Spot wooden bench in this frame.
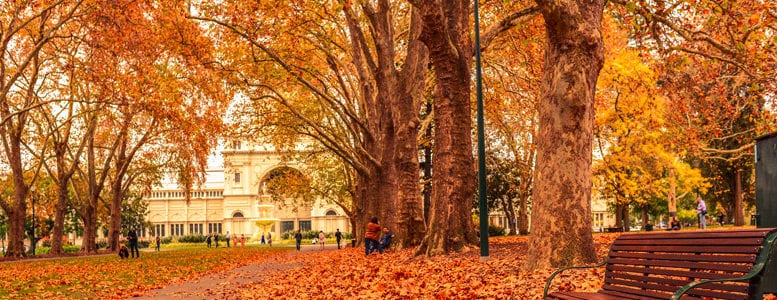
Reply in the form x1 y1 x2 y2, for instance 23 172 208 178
544 228 777 300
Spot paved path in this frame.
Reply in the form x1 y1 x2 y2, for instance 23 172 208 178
134 243 350 299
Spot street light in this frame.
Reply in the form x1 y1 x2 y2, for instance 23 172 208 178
30 186 35 256
474 0 489 260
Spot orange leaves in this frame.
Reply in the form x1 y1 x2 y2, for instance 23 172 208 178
0 247 287 299
0 234 622 299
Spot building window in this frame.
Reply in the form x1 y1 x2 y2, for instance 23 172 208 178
155 224 166 237
234 173 241 184
325 210 338 216
299 220 311 232
233 212 244 218
171 224 184 236
189 223 204 235
281 221 294 233
208 223 222 234
232 140 241 150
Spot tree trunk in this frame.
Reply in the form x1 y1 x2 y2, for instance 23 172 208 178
499 196 518 235
734 168 744 226
641 205 649 228
393 8 428 248
667 168 677 217
50 180 69 255
414 0 479 256
518 194 530 235
526 0 604 269
2 125 29 257
81 206 98 253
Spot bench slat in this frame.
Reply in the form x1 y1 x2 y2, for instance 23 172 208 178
606 265 745 280
607 257 754 273
599 289 700 300
613 237 764 246
546 291 626 300
615 229 774 240
608 252 757 264
605 275 749 294
610 244 760 254
604 271 750 294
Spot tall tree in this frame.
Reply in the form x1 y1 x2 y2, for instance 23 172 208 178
525 0 605 268
0 0 88 257
611 0 777 226
191 0 428 248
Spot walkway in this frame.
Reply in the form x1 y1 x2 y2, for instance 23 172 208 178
134 243 348 299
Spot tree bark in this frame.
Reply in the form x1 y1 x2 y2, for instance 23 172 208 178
518 194 530 235
526 0 604 269
734 168 744 226
413 0 479 256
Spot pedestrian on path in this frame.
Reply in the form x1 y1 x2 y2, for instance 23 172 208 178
335 229 342 249
233 234 237 247
365 217 381 255
214 233 220 248
226 231 231 248
261 234 265 244
155 236 161 251
294 230 302 251
240 234 245 248
697 195 707 230
268 232 272 247
206 234 212 248
127 228 140 258
318 231 326 250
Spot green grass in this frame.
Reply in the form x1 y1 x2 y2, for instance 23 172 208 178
0 244 290 299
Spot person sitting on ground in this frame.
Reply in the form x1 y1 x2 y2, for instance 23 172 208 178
670 217 681 231
379 227 394 254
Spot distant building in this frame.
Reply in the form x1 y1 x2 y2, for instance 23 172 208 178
144 141 350 240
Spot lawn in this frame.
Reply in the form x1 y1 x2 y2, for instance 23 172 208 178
0 245 289 299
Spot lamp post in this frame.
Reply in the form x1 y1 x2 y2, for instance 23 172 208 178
30 186 35 256
474 0 489 260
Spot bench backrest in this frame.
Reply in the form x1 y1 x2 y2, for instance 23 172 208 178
601 228 777 300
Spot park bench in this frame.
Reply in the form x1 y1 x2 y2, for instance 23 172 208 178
544 228 777 300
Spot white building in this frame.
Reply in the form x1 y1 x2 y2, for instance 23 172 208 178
144 141 351 241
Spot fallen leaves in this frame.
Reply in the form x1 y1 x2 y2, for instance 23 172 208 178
0 247 288 299
0 234 620 299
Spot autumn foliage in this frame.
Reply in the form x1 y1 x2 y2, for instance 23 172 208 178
0 234 619 299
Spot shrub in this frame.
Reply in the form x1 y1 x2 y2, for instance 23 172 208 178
34 246 50 255
161 236 173 244
177 234 206 243
488 225 505 237
63 245 80 253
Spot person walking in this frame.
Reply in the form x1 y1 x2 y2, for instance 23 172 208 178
155 235 161 251
335 229 342 249
294 230 303 251
267 232 272 247
697 195 707 230
225 231 231 248
261 234 265 244
206 233 212 248
364 217 381 255
214 233 220 248
240 234 246 248
127 228 139 258
318 231 326 250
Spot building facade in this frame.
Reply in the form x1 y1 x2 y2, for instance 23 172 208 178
145 141 351 241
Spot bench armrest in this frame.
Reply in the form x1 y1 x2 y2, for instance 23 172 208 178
671 232 777 300
543 260 607 298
